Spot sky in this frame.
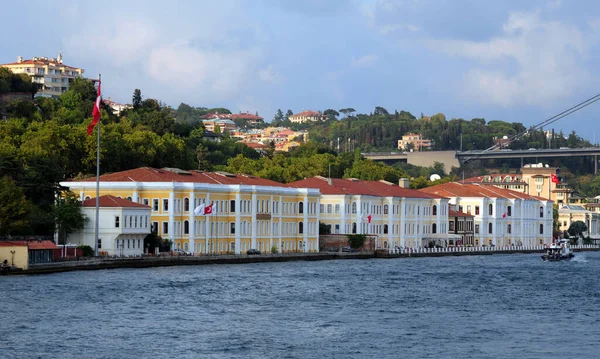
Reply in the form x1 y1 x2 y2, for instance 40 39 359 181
3 0 600 140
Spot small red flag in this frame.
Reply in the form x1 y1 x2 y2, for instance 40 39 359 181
204 203 213 215
367 214 372 224
551 174 559 184
87 81 102 136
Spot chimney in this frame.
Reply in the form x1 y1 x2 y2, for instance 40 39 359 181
399 178 409 188
17 56 23 63
327 177 333 186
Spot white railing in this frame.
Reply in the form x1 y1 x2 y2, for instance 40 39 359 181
387 244 600 255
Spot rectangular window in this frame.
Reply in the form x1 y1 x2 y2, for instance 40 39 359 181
507 206 512 217
163 199 169 211
162 222 168 234
152 222 158 233
475 206 480 215
97 238 102 249
466 205 471 214
335 204 340 214
142 198 149 206
320 204 324 213
335 224 340 234
115 216 120 228
230 200 236 213
152 199 159 211
230 222 235 234
327 204 332 214
475 224 480 234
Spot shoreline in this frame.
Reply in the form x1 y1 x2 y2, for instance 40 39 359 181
5 247 600 275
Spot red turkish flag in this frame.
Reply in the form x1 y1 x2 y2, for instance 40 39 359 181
87 81 102 135
204 203 213 215
367 214 372 224
551 174 559 184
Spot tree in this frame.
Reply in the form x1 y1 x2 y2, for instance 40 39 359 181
567 220 587 238
374 106 389 116
53 191 88 245
319 222 331 235
272 109 284 125
0 176 30 236
323 109 339 119
285 109 294 119
132 89 142 109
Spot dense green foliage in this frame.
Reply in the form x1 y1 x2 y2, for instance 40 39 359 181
347 234 366 249
568 221 588 238
1 69 598 237
0 67 38 95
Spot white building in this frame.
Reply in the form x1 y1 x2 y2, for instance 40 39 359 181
288 176 450 249
0 53 85 98
69 195 152 256
420 182 554 247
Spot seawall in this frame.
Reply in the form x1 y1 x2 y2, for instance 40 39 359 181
8 247 600 275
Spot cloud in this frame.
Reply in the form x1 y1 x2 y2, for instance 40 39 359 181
259 64 285 84
351 54 379 67
425 11 598 107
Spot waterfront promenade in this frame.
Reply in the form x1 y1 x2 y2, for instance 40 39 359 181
8 244 600 275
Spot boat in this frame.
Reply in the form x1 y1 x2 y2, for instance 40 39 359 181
541 239 574 261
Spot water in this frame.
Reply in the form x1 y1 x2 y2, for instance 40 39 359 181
2 252 600 358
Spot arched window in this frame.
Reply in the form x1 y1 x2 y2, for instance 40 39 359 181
184 198 189 212
84 196 91 200
432 205 437 216
539 206 544 218
299 201 304 214
126 196 132 201
299 221 304 234
352 202 357 214
184 220 189 234
507 224 512 234
352 222 357 234
488 223 493 234
432 223 437 234
383 224 388 234
488 204 493 215
539 224 544 235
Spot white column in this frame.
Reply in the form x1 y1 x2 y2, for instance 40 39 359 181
189 191 195 254
400 199 406 247
235 193 241 254
340 197 346 234
269 195 274 253
303 194 309 253
205 192 211 254
521 201 526 246
169 191 175 250
387 198 394 249
278 195 283 253
251 193 257 249
132 190 139 203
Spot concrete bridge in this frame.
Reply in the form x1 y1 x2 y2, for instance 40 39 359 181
363 147 600 173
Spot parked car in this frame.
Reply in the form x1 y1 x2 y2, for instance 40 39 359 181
247 249 261 255
172 249 190 256
342 246 353 252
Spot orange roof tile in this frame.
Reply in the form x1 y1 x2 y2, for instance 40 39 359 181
28 240 59 250
82 195 150 208
420 182 549 201
449 209 473 217
287 177 442 198
0 241 27 247
290 110 324 117
74 167 287 187
230 113 263 121
1 59 80 70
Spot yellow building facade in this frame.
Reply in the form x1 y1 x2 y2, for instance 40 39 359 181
61 168 320 254
0 242 29 270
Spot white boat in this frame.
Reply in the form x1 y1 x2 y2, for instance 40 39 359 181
541 239 574 261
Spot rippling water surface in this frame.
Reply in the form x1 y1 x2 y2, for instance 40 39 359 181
2 252 600 358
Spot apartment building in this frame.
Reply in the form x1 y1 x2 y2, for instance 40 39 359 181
464 164 574 204
420 182 554 247
60 167 320 254
288 110 327 124
397 133 432 151
288 176 450 249
1 53 84 98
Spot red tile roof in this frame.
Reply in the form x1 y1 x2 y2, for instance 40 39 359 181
230 113 263 121
287 177 442 198
82 195 150 208
199 112 232 119
28 240 60 250
243 142 267 149
419 182 549 201
449 209 473 217
74 168 287 187
1 59 80 69
290 110 324 118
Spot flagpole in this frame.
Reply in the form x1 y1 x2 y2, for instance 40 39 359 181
94 74 101 257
